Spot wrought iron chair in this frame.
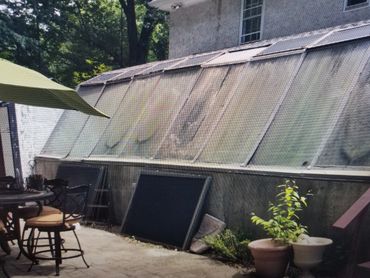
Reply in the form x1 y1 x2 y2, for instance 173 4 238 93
23 184 90 276
0 219 10 278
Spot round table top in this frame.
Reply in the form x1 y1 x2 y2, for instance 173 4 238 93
0 190 53 205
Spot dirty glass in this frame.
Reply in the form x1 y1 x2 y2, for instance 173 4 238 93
198 55 301 164
91 76 160 156
41 85 103 157
68 82 130 158
120 69 200 158
156 66 233 160
251 41 370 167
317 54 370 167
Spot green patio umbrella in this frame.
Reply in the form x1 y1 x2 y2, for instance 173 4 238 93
0 59 109 118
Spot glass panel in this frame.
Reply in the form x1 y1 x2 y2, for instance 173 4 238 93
68 82 130 158
41 85 103 157
347 0 367 6
315 25 370 47
91 76 160 156
120 69 200 158
251 41 370 166
259 34 323 56
317 55 370 166
156 66 231 160
199 55 301 164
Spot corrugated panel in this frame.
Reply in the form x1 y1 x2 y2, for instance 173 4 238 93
41 85 103 157
314 24 370 47
119 69 200 158
68 82 130 158
109 64 155 82
204 47 267 67
198 55 301 164
258 34 323 56
138 59 185 75
80 71 123 86
170 52 222 69
317 55 370 167
251 41 370 167
155 66 231 160
91 76 160 156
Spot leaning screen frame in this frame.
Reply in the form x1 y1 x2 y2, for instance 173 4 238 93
120 170 211 250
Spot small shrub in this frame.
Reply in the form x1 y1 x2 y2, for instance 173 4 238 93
251 179 310 244
203 229 250 264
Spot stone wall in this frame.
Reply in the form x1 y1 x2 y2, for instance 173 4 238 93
169 0 370 58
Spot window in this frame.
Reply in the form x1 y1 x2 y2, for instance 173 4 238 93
346 0 369 9
240 0 263 44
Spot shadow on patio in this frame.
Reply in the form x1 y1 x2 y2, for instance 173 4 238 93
4 226 244 278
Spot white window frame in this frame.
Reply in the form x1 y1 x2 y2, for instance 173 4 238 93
239 0 265 44
344 0 369 11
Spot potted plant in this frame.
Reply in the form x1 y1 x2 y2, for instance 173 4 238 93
291 234 332 278
248 180 309 278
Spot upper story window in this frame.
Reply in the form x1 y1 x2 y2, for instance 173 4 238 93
345 0 369 9
240 0 263 44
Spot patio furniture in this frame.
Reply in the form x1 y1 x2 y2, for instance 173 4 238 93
0 59 109 118
24 184 90 276
0 219 10 278
0 188 54 260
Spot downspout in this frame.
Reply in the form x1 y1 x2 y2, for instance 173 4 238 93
7 103 23 183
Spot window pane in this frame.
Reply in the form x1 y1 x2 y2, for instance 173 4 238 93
198 55 301 164
120 69 200 159
91 76 160 156
156 66 231 161
317 55 370 167
347 0 367 6
251 41 370 167
68 82 130 158
41 85 103 157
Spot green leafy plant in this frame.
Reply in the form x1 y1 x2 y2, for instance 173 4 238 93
251 179 310 244
204 229 250 264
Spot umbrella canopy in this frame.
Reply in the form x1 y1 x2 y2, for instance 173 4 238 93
0 59 109 118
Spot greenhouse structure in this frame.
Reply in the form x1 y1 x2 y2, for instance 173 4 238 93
36 22 370 270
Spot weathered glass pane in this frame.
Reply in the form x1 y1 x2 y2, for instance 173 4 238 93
120 69 200 158
156 66 231 160
317 55 370 166
199 55 301 164
251 41 370 166
68 82 130 158
91 76 160 156
41 85 103 157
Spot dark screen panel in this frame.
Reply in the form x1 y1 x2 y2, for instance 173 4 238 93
121 171 211 249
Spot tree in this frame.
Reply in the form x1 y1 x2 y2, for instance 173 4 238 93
119 0 167 66
0 0 169 86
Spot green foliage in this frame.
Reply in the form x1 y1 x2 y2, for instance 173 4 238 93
0 0 168 87
251 179 310 244
203 229 250 264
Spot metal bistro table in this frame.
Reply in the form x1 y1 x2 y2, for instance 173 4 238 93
0 190 54 258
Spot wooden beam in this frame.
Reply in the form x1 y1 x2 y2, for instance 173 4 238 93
333 188 370 229
358 261 370 271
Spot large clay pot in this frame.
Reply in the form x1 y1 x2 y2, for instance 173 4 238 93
292 236 332 278
248 238 290 278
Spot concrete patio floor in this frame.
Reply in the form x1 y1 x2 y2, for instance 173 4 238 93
3 226 244 278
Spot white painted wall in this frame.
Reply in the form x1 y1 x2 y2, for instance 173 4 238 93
15 104 63 179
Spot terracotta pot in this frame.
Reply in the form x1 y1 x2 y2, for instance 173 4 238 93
248 238 290 278
292 237 332 277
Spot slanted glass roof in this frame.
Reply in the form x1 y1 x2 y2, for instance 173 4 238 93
68 82 130 158
250 41 370 167
41 25 370 173
41 85 104 157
